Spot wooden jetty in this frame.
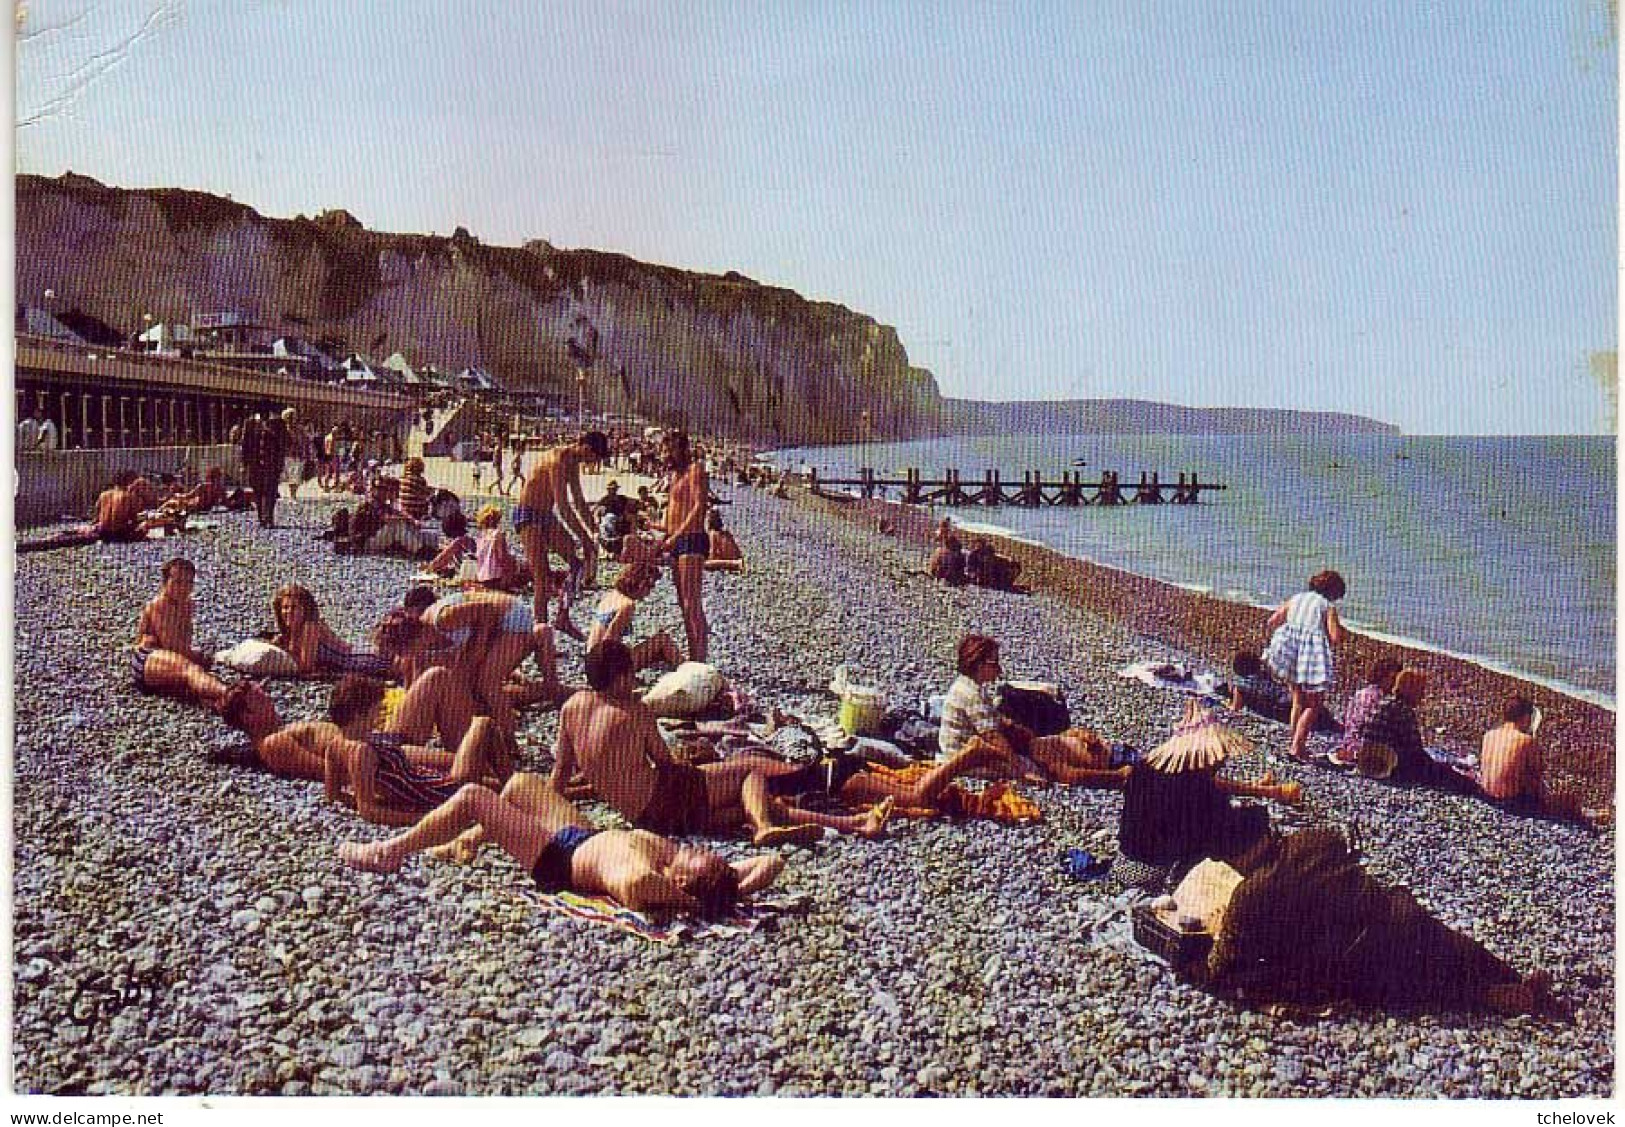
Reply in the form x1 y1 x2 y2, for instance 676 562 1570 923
807 467 1226 506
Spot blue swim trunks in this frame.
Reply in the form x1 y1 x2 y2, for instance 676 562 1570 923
513 505 558 534
131 646 154 690
671 530 709 560
530 825 598 893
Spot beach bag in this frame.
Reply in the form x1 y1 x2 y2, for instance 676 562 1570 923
997 681 1070 736
642 662 726 717
214 639 299 677
828 666 889 736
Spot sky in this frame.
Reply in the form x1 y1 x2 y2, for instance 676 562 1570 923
13 0 1619 434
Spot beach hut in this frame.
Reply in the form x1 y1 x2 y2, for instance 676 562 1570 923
341 354 382 384
384 351 424 387
455 366 501 393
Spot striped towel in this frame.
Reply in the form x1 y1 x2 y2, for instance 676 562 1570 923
521 889 811 944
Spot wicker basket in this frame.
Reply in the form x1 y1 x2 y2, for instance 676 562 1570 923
1131 904 1213 966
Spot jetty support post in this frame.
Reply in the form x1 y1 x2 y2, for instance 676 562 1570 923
1095 470 1122 506
904 467 922 505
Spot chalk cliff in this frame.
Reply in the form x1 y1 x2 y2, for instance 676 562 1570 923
17 173 1396 440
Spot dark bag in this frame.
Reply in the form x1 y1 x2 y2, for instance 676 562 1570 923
997 684 1070 736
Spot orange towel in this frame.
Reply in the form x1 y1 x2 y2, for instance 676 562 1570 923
859 764 1043 824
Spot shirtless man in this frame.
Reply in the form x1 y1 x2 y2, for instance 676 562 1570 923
132 559 225 706
548 641 920 845
514 430 610 639
218 672 505 823
339 776 784 918
659 430 710 661
1479 696 1610 826
93 472 146 541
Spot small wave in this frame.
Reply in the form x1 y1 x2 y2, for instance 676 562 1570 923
948 518 1045 547
1341 621 1616 712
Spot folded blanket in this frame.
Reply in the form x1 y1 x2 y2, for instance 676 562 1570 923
1425 745 1479 778
1118 660 1224 698
522 888 812 944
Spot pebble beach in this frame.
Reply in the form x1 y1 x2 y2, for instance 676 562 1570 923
11 484 1615 1097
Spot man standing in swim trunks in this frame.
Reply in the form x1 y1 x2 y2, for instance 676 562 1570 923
514 430 610 640
659 430 710 662
548 642 891 845
337 775 785 918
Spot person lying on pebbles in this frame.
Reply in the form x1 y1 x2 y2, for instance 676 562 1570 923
216 668 504 784
338 775 785 920
1193 828 1564 1018
375 588 559 741
131 558 229 709
270 584 393 678
940 634 1129 788
321 677 509 827
145 466 228 526
549 640 893 846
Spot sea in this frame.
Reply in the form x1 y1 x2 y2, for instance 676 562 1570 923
767 434 1617 710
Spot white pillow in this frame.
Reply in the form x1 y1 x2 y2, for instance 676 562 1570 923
641 662 726 717
214 639 300 677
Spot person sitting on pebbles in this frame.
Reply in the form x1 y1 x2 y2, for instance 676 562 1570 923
338 775 785 919
1113 701 1300 892
928 533 968 586
586 562 684 671
426 510 477 577
132 558 227 708
939 634 1129 788
471 504 527 593
549 640 895 845
1477 695 1611 828
703 510 745 574
93 471 147 542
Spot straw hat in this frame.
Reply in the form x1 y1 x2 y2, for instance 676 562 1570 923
1143 700 1254 774
1355 741 1398 780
